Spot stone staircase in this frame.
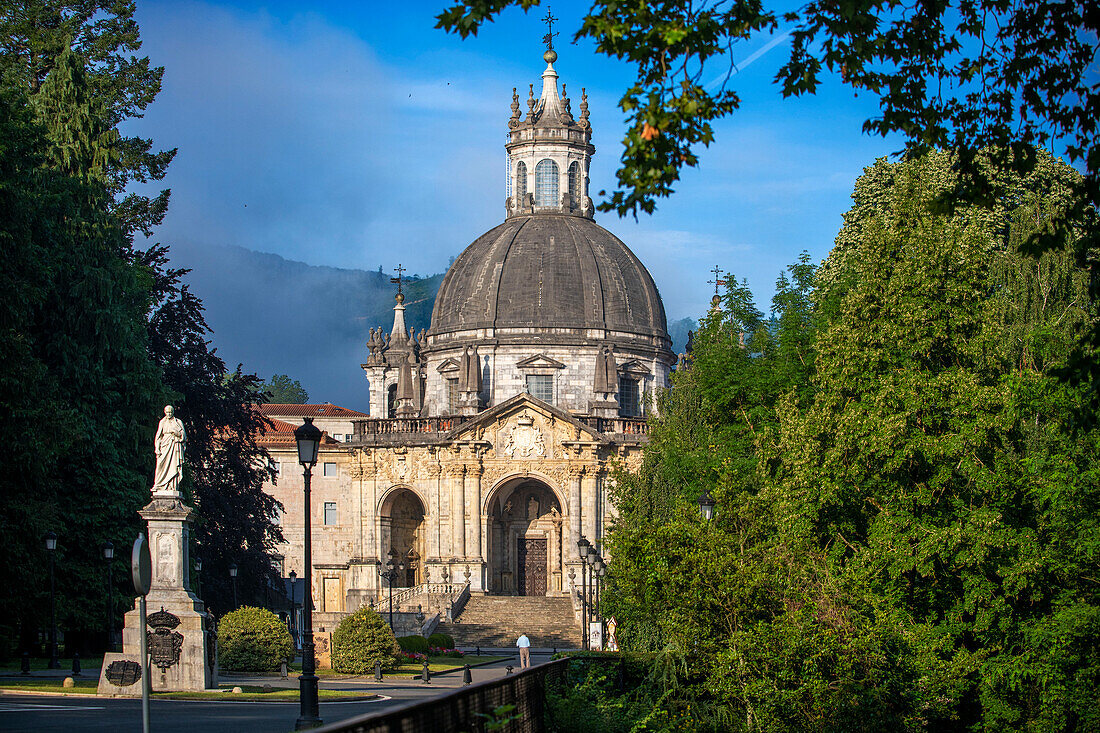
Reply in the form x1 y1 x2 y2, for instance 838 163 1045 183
443 595 582 649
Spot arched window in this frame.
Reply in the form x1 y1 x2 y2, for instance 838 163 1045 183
567 162 580 207
387 384 397 418
534 159 559 207
515 161 528 201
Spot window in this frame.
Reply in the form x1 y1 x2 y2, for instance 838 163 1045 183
515 161 527 201
387 384 397 418
323 462 337 477
447 377 460 413
344 434 353 442
507 157 513 199
568 161 580 206
526 374 553 402
619 376 641 417
323 502 337 526
272 505 282 526
271 461 280 476
534 159 559 207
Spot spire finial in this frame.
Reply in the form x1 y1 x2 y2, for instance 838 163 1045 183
541 8 558 63
391 264 406 303
510 87 521 127
708 265 725 296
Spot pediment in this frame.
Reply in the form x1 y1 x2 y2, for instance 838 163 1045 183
515 354 566 370
444 393 606 446
618 359 651 376
436 358 461 373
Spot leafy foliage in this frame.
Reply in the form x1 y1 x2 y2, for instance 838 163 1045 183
427 631 455 649
396 634 429 654
331 607 401 674
261 374 309 404
217 606 293 672
600 150 1099 731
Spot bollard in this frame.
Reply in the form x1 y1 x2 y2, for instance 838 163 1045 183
462 664 472 685
421 659 431 685
505 665 514 676
553 645 557 656
72 652 81 677
20 652 30 676
374 659 383 682
280 661 287 679
476 645 481 657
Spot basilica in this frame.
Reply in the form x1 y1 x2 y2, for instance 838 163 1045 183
260 45 674 630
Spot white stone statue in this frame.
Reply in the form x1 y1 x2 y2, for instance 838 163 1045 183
153 405 186 495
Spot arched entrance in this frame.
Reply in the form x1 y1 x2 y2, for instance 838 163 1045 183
380 487 426 588
486 478 564 596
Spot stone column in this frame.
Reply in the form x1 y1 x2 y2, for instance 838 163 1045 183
568 466 584 555
447 464 466 559
582 467 599 548
466 464 483 563
425 462 442 560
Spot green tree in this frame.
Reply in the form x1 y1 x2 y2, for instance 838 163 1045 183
0 0 175 235
217 606 293 672
0 81 161 647
261 374 309 404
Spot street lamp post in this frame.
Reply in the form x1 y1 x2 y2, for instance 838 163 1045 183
294 417 323 730
102 541 115 652
289 570 298 648
229 563 239 610
577 536 591 650
379 550 399 632
45 531 60 668
194 556 203 600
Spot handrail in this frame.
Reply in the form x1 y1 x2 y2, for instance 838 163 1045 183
449 582 472 622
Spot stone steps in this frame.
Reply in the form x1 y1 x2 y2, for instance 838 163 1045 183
443 595 581 649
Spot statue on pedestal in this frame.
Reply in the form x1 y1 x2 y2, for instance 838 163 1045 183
153 405 186 496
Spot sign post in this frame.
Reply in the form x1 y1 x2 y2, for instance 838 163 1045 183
132 534 152 733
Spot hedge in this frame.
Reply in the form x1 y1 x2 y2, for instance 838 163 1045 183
331 607 401 674
217 607 293 672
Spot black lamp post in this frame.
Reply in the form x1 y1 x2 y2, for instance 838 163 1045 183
698 489 716 520
289 570 298 647
229 563 239 610
45 531 60 668
294 416 323 730
194 556 203 599
102 541 115 652
577 536 591 650
379 550 400 631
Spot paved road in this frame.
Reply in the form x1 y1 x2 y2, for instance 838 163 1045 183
0 654 550 733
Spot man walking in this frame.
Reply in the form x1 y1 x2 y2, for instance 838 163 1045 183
516 633 531 669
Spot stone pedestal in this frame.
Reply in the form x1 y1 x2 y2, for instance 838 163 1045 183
99 497 217 695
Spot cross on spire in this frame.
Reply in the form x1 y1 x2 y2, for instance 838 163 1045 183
390 264 406 297
708 265 726 295
541 8 558 51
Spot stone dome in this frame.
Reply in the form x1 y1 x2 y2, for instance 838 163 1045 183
428 214 670 347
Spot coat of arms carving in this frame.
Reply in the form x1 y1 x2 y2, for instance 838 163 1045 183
147 608 184 672
503 415 546 459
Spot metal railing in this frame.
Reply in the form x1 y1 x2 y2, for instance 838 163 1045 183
313 658 568 733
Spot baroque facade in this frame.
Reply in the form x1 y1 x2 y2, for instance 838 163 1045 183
261 46 674 623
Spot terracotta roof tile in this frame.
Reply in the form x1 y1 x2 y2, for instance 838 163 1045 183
256 416 341 448
260 403 368 418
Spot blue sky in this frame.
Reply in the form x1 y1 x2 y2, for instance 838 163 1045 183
126 1 904 397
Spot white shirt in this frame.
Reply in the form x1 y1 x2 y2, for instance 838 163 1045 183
517 635 530 648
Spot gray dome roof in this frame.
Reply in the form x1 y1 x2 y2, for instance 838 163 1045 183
429 214 669 345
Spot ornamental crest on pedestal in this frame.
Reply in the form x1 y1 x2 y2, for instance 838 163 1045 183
503 415 546 459
146 608 184 671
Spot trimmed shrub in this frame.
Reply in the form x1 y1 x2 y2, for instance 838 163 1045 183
397 634 429 654
331 607 401 674
427 632 455 649
217 607 293 672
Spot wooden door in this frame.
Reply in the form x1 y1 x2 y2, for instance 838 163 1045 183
323 577 342 612
517 538 547 596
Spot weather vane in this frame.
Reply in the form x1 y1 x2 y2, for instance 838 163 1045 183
709 265 726 295
541 8 558 52
391 264 406 299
